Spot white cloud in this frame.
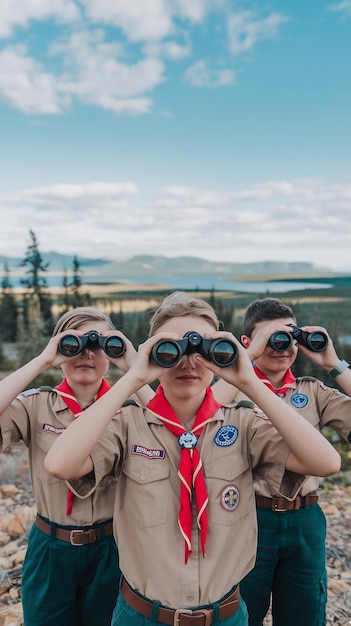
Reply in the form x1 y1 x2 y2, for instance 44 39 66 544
55 29 165 114
1 178 351 269
0 45 68 113
185 59 235 87
228 10 290 56
0 0 80 38
81 0 214 42
328 1 351 17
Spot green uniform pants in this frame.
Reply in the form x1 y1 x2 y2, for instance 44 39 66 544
240 503 327 626
22 519 120 626
111 584 249 625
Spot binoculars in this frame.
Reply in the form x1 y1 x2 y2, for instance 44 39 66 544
58 330 126 358
269 324 328 352
152 330 238 368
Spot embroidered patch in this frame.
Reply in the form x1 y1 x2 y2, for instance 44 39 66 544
132 445 165 459
214 425 239 447
42 423 65 435
21 388 40 397
221 485 240 511
252 405 269 420
290 393 308 408
178 432 198 449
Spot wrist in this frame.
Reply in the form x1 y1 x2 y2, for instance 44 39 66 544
328 360 350 378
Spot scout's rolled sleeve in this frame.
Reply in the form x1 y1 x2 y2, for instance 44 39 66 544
253 437 306 500
67 445 115 499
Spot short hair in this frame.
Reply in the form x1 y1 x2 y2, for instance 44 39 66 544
243 298 296 337
52 307 115 336
149 291 219 337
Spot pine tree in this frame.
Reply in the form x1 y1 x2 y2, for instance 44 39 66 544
0 264 18 342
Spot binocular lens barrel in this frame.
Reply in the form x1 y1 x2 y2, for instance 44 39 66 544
152 335 238 368
305 331 328 352
269 331 292 352
58 332 126 358
103 336 126 358
269 327 328 352
152 341 181 367
209 339 238 366
59 335 82 356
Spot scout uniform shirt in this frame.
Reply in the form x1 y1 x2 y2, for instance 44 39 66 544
68 401 305 609
234 376 351 499
0 388 116 526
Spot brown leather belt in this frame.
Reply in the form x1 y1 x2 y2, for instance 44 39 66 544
255 493 318 512
121 579 240 626
36 514 113 545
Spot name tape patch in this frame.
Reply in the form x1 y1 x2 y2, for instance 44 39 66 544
132 444 165 459
42 423 65 435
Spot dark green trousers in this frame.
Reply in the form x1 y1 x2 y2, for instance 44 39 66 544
22 519 120 626
240 504 327 626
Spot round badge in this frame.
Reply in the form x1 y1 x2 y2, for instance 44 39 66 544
290 393 308 408
221 485 240 511
214 425 239 447
178 432 198 449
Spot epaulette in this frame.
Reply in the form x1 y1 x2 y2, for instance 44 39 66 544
20 388 40 397
296 376 318 382
38 386 54 392
234 400 255 409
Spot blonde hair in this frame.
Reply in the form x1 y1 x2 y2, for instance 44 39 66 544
149 291 219 337
52 307 115 336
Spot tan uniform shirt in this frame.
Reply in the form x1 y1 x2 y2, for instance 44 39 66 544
0 388 116 526
70 402 303 608
233 376 351 498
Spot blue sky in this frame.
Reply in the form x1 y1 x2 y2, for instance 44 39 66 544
0 0 350 271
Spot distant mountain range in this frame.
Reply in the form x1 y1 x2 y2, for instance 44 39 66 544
0 252 346 281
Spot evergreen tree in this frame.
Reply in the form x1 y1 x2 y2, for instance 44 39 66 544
20 230 53 333
0 264 18 342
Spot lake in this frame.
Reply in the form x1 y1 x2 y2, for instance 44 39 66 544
11 273 333 293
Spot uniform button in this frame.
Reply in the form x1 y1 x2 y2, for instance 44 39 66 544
186 594 194 601
140 474 145 481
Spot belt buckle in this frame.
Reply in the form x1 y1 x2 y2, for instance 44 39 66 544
174 609 192 626
70 530 86 546
272 498 286 512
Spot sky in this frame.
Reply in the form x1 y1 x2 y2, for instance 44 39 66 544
0 0 350 272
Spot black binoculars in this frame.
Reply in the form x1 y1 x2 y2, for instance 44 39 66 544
58 330 126 358
151 330 238 368
269 324 328 352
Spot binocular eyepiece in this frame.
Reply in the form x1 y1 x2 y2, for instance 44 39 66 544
269 324 328 352
58 330 126 358
152 330 238 368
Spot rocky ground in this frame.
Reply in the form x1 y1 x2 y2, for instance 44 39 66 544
0 445 350 626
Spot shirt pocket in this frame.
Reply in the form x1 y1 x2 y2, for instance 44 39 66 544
121 455 170 528
205 452 254 526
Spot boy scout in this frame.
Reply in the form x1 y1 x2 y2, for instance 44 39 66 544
214 297 351 626
0 307 138 626
45 292 340 626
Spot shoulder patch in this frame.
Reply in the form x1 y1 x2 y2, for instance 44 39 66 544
20 388 40 397
235 400 255 409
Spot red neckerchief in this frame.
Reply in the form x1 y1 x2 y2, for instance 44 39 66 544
55 378 111 515
146 385 222 564
253 365 295 397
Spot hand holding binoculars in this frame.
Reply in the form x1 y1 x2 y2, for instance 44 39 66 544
151 330 238 368
269 324 328 352
58 330 126 358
